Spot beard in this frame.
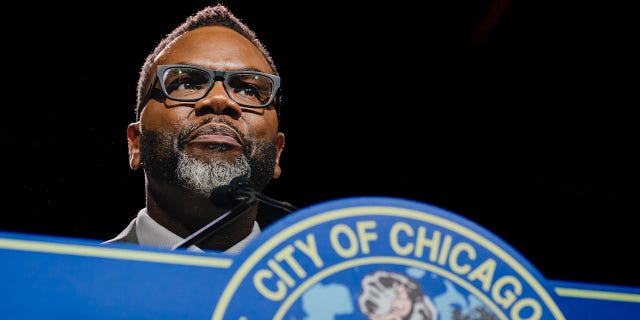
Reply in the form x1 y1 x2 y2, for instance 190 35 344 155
139 119 278 198
175 152 251 196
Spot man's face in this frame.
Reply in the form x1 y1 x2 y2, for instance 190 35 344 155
135 26 284 196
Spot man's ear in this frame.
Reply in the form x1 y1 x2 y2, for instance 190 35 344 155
127 122 142 170
272 132 285 179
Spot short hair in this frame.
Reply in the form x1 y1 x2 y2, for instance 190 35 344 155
135 3 278 120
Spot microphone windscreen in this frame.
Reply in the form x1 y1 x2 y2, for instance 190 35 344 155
209 175 254 208
229 175 254 190
209 185 236 209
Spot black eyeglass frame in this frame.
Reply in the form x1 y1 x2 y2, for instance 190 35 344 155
138 64 281 117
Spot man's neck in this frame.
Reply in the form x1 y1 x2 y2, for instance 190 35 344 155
145 187 259 251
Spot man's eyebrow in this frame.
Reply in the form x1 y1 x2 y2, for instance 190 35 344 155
171 62 266 73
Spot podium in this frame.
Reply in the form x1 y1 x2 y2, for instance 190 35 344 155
2 196 639 319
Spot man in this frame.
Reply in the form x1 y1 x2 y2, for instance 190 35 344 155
104 4 285 254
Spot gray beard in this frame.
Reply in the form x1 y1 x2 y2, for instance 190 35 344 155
175 152 251 197
139 119 278 197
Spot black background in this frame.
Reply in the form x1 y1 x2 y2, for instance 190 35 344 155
3 0 638 288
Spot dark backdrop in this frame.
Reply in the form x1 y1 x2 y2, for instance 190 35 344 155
3 0 637 288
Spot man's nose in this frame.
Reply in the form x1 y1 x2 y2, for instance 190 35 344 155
193 81 242 118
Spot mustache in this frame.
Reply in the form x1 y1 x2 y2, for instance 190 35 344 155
177 117 244 149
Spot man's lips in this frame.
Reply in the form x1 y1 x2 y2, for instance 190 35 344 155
187 123 243 148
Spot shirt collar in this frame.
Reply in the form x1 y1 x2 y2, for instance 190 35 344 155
135 208 261 254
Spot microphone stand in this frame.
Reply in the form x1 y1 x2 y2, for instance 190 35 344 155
170 175 299 251
254 193 299 213
171 193 256 250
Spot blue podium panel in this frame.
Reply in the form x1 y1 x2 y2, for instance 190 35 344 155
2 196 639 319
1 235 233 319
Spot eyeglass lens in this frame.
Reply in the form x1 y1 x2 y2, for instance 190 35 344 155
162 67 274 106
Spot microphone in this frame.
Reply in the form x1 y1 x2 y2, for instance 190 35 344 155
216 175 299 213
171 175 298 250
208 175 255 208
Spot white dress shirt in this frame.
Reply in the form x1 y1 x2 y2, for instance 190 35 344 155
104 208 261 255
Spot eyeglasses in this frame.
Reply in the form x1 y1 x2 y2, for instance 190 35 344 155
140 64 281 111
